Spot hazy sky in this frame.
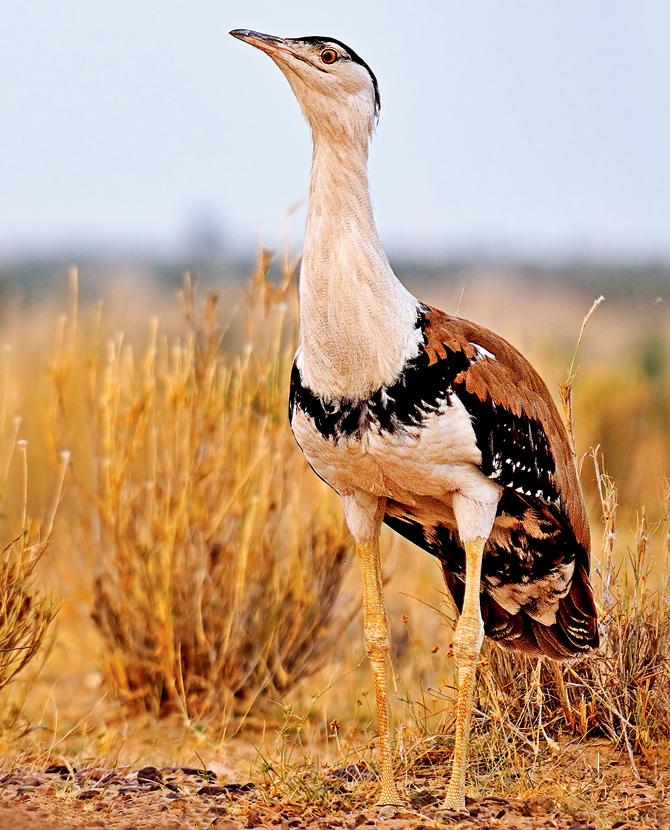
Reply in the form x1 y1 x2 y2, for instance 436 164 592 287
2 1 669 260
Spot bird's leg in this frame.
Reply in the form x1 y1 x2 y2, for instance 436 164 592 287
357 535 404 807
443 536 486 813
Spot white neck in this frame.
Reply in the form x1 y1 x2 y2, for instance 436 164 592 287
298 127 420 401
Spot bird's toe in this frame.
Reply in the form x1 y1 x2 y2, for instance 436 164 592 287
440 796 469 816
375 799 408 820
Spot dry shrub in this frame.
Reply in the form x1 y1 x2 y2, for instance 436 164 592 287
52 259 353 720
0 511 56 697
0 356 62 697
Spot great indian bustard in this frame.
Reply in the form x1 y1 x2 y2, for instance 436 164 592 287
230 29 599 814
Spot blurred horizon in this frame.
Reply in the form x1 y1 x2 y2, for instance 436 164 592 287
2 1 670 270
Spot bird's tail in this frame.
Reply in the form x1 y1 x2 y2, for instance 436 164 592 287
442 558 599 660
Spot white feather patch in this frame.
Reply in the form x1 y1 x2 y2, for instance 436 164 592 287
470 342 497 362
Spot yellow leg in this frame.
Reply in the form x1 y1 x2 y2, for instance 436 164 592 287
443 537 486 813
357 538 404 807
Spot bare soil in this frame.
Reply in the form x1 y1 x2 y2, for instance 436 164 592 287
0 746 668 830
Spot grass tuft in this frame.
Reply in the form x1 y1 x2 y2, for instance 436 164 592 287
50 259 353 723
0 354 61 699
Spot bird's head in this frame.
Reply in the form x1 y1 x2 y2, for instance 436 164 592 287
230 30 380 145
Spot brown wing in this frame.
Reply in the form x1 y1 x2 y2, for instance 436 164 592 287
422 305 599 659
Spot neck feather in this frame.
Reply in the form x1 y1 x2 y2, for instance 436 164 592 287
299 129 419 401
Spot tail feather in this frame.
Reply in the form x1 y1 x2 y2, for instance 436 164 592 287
443 560 599 661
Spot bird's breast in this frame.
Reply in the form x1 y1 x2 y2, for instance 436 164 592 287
289 374 488 504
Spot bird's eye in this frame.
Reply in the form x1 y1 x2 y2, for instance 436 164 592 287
320 48 339 65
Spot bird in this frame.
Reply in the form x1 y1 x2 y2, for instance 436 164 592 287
230 29 599 814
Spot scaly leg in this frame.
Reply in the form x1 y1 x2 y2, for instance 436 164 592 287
443 536 486 813
357 537 404 807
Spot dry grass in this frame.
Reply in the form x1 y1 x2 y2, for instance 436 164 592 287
0 349 64 701
46 260 353 724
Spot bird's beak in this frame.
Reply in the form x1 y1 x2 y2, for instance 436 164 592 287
229 29 292 58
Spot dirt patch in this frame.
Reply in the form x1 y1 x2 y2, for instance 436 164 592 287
0 805 75 830
0 753 668 830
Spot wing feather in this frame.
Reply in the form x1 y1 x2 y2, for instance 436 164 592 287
422 306 598 659
423 305 589 549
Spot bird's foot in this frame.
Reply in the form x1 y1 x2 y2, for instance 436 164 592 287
441 789 469 815
375 788 407 819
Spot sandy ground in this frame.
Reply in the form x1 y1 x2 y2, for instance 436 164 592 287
0 754 668 830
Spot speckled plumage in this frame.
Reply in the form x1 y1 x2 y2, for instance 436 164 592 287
290 305 599 659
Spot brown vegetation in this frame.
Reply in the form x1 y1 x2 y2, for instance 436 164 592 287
46 263 353 721
0 261 667 828
0 352 63 698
